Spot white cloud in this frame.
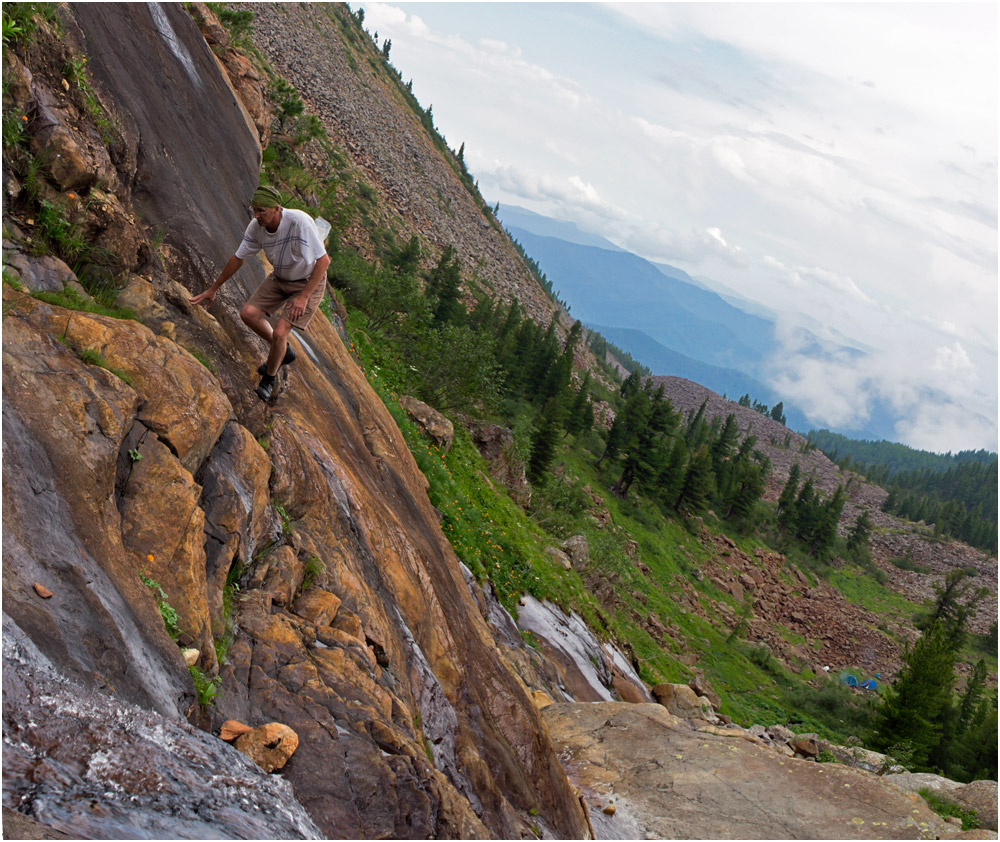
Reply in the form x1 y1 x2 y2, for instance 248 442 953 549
485 164 628 222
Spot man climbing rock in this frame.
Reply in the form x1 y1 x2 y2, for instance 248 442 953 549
189 185 330 401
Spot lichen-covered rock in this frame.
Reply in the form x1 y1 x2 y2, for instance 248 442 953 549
949 780 998 831
0 246 77 292
293 588 342 626
467 421 531 506
652 683 715 721
120 434 216 671
561 534 590 570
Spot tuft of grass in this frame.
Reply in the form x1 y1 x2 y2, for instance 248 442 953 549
183 345 217 373
76 346 134 385
141 573 182 641
274 502 292 536
3 270 25 291
918 788 979 831
889 555 931 574
2 2 59 46
301 555 324 593
33 285 138 321
189 664 222 708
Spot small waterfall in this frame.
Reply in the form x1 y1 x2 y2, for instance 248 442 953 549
2 615 321 840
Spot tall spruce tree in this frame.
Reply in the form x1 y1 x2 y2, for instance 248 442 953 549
675 445 715 514
565 373 592 437
777 463 802 529
425 245 462 325
847 510 873 560
869 623 957 770
528 398 564 483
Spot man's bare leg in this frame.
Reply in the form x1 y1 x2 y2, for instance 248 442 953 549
240 302 274 343
265 318 293 377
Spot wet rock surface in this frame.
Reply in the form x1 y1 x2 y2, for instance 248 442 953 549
2 619 322 840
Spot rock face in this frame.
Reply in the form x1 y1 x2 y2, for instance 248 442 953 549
515 596 652 704
949 780 999 831
466 421 531 507
544 701 957 840
2 6 588 840
2 621 322 839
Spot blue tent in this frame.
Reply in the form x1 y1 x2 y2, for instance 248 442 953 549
841 674 859 687
860 678 878 690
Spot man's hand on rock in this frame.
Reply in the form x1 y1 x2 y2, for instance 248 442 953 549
189 288 216 307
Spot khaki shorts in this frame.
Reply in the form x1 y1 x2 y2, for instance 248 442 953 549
245 272 327 331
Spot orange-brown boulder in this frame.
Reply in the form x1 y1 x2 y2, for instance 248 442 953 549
234 722 299 772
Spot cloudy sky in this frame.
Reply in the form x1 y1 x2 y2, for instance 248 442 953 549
362 2 997 454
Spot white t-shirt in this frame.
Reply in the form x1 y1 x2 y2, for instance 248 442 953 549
236 208 326 281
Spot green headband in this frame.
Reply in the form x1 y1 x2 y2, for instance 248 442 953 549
252 185 282 208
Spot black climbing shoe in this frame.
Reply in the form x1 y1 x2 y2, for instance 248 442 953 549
258 345 297 376
254 373 276 402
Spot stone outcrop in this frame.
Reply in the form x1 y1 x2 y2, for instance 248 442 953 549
544 701 959 840
465 420 531 507
949 781 998 831
400 395 454 452
652 682 717 722
514 596 652 704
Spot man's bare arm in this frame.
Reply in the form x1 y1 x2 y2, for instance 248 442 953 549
190 255 244 306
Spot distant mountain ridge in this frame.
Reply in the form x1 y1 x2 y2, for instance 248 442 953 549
498 208 898 439
500 205 625 252
503 226 777 367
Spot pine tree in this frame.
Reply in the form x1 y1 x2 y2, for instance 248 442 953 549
388 234 421 275
777 463 802 524
847 510 873 559
528 399 564 483
957 659 988 734
869 623 957 770
658 436 688 509
810 485 845 558
791 477 818 542
565 373 592 437
725 460 765 522
675 445 715 514
425 245 462 325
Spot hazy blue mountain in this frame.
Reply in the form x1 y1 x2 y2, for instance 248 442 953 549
505 226 778 372
592 324 811 432
499 205 625 252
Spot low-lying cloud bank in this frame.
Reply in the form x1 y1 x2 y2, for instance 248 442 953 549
767 317 997 453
